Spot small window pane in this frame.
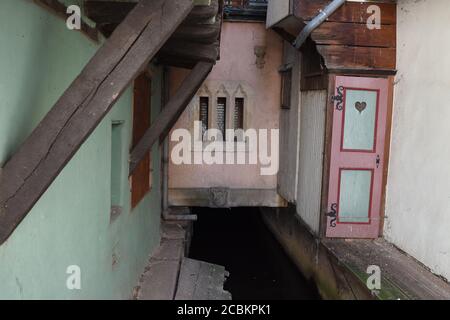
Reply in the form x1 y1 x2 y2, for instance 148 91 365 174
217 97 227 139
199 97 209 139
234 98 244 130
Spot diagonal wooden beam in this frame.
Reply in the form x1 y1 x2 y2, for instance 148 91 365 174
129 61 214 174
0 0 194 244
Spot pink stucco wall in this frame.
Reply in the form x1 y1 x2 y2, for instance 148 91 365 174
168 22 283 190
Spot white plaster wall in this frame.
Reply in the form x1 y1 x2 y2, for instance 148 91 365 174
384 0 450 281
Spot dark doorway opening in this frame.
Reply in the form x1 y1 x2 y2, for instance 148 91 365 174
188 207 321 300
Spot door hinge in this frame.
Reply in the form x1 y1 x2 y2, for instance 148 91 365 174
325 203 338 228
331 86 344 111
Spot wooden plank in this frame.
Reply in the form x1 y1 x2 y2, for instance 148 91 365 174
294 0 396 25
129 61 214 174
172 22 221 44
95 15 221 42
0 0 194 244
317 45 396 71
323 239 450 300
175 258 231 300
159 40 219 64
312 22 396 48
84 0 218 25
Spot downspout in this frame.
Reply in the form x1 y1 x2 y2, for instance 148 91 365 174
293 0 346 49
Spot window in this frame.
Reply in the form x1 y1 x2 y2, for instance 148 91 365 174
217 97 227 139
281 69 292 109
131 73 152 209
234 97 244 130
199 97 209 139
111 121 124 222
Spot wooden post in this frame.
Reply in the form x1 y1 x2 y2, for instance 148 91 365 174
129 61 214 174
0 0 194 244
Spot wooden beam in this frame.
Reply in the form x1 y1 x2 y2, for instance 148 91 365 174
172 22 221 44
159 40 219 64
84 0 219 25
312 22 396 48
316 45 396 70
129 61 214 174
0 0 194 244
294 0 396 25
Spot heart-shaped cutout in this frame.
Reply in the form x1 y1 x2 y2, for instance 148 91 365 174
355 101 367 113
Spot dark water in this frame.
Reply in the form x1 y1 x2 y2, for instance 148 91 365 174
189 207 321 300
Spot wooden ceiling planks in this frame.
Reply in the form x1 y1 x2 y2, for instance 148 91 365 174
83 0 222 68
294 0 397 73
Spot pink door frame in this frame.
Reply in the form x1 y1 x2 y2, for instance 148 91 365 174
326 76 389 239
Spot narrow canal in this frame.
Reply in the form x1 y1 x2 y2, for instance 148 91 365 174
188 207 321 300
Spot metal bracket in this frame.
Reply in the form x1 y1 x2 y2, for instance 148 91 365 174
325 203 338 228
331 86 344 111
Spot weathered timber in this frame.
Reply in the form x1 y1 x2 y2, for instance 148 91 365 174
0 0 194 244
312 22 396 48
96 19 221 43
129 62 214 174
294 0 396 25
84 0 219 26
317 45 396 71
278 0 397 72
172 22 221 44
159 40 219 64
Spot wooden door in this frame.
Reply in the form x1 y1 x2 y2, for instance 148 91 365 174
326 76 389 238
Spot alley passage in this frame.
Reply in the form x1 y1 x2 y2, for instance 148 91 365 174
189 207 321 300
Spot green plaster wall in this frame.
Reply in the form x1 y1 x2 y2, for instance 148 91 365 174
0 0 162 299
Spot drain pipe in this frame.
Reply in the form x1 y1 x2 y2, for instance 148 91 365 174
293 0 346 49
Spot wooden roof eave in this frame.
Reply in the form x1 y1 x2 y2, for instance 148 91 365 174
270 0 397 74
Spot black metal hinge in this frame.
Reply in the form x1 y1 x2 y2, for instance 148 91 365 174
331 86 344 111
325 203 338 228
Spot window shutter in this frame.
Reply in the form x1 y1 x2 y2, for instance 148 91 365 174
131 73 152 209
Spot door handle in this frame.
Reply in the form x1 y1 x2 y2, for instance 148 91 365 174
376 155 381 169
